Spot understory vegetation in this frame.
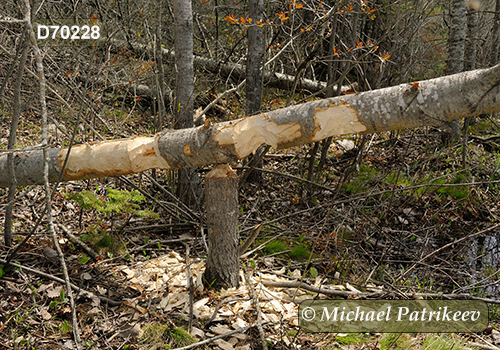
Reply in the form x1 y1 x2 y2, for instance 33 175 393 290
1 97 499 349
1 0 500 348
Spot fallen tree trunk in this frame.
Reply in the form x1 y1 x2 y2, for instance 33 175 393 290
109 39 354 94
1 64 500 188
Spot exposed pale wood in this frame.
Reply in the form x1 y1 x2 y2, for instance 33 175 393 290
1 64 500 188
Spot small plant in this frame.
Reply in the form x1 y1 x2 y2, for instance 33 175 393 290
69 188 159 219
69 188 159 256
59 320 73 334
289 244 310 260
421 334 468 350
335 333 369 346
260 239 289 256
139 324 194 348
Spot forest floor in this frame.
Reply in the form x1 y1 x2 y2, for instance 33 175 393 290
1 108 500 350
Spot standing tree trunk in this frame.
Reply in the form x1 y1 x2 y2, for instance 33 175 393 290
444 0 467 144
172 0 200 208
491 0 500 65
4 30 30 247
203 164 239 289
246 0 263 116
242 0 264 183
465 5 478 71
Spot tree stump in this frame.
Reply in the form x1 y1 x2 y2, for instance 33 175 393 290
203 164 239 289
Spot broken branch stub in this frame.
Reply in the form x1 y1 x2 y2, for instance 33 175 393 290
1 63 500 188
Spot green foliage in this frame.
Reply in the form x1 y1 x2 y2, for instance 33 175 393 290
258 238 312 261
96 235 113 248
336 334 369 346
342 164 379 195
378 333 413 350
289 244 310 260
421 334 468 350
140 324 194 349
310 267 318 278
261 239 289 256
59 320 73 334
78 256 90 264
434 172 470 200
69 188 159 219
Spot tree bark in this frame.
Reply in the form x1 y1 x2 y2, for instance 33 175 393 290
491 0 500 65
444 0 467 143
246 0 263 116
203 164 239 289
110 39 352 95
2 64 500 188
173 0 200 208
4 29 30 247
465 6 478 71
244 0 264 183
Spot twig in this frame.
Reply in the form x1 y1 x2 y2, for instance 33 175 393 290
262 280 361 298
240 232 285 259
239 223 264 256
244 269 268 350
170 324 262 350
3 22 29 248
235 165 336 192
123 223 193 231
59 224 99 262
469 342 500 350
238 145 271 187
23 4 82 347
182 242 194 333
0 258 122 306
204 298 250 329
261 280 500 304
396 223 500 282
411 293 500 305
194 79 246 123
143 173 200 221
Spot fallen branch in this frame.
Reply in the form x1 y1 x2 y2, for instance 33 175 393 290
0 258 122 306
169 323 268 350
261 280 500 304
59 224 99 262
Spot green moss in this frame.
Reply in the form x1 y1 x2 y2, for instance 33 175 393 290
434 173 470 200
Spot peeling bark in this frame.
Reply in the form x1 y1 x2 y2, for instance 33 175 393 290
2 64 500 188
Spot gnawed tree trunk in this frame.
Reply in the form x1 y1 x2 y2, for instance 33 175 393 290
2 64 500 188
203 164 239 289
